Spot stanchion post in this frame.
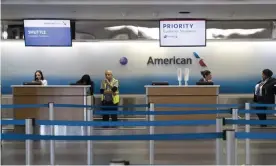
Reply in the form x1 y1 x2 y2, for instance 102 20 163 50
25 119 34 165
225 129 236 165
149 103 155 165
49 102 55 166
231 108 238 165
87 109 93 165
215 118 223 165
245 102 251 165
231 108 238 131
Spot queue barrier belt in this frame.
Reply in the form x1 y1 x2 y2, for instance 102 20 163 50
1 119 26 125
1 132 223 141
226 119 276 125
239 110 276 114
154 104 241 108
1 119 216 126
54 104 149 108
1 104 49 109
93 110 231 115
236 132 276 139
93 110 276 115
250 104 276 107
1 103 276 109
3 119 276 126
0 104 149 109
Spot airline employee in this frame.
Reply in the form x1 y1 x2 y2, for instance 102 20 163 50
76 74 94 95
253 69 276 127
33 70 48 86
100 70 120 122
199 70 213 82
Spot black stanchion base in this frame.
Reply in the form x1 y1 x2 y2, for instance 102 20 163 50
110 159 130 165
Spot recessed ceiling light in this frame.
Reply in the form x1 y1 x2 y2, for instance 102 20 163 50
179 11 190 14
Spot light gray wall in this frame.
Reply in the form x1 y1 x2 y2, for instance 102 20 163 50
1 40 276 94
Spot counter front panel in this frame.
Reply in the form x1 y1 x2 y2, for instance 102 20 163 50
146 85 220 120
12 85 90 121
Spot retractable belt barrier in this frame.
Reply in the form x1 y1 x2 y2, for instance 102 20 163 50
1 102 276 166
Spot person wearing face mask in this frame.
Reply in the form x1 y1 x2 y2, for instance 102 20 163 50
33 70 48 86
199 70 213 83
100 70 120 123
253 69 276 127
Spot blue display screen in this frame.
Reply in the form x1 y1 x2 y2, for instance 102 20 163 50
24 20 72 47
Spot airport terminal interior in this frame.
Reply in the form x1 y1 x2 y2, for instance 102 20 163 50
1 0 276 165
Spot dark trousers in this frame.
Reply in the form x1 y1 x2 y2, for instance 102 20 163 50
256 106 267 120
102 101 118 121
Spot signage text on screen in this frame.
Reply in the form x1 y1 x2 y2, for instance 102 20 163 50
162 23 194 29
159 20 206 47
24 20 72 47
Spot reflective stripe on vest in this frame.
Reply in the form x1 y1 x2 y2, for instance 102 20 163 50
101 79 120 104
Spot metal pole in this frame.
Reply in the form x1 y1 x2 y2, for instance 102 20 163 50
215 118 223 165
87 109 93 165
49 102 55 166
226 129 235 165
231 108 238 131
232 108 238 165
245 102 251 165
149 103 155 165
25 119 34 165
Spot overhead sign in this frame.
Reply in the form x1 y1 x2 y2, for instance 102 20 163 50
159 20 206 47
24 20 72 47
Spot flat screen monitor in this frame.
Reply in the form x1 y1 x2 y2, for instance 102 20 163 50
152 81 169 85
24 19 72 47
23 82 42 85
159 20 206 47
196 82 214 85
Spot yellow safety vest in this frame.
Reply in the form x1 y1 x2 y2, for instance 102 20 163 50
101 78 120 104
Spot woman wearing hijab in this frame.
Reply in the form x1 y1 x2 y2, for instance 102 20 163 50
253 69 276 127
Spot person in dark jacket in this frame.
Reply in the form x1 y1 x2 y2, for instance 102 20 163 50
253 69 276 127
76 74 94 95
199 70 213 83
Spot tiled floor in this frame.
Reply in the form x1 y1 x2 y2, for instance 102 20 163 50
2 125 276 165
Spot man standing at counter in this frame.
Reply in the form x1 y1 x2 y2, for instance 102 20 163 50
100 70 120 122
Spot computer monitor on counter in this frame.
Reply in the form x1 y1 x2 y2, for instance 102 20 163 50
151 81 169 85
196 82 214 85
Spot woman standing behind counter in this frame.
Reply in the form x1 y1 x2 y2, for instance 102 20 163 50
199 70 213 83
33 70 48 86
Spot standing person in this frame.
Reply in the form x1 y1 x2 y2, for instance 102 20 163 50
33 70 48 86
253 69 276 127
100 70 120 122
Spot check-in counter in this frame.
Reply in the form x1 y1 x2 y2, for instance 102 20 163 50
145 85 220 120
12 85 91 121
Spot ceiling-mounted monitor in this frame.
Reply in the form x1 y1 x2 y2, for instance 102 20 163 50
159 19 206 47
24 19 72 47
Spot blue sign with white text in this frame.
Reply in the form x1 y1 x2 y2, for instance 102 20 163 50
24 20 72 47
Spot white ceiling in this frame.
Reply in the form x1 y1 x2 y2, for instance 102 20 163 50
1 0 276 20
